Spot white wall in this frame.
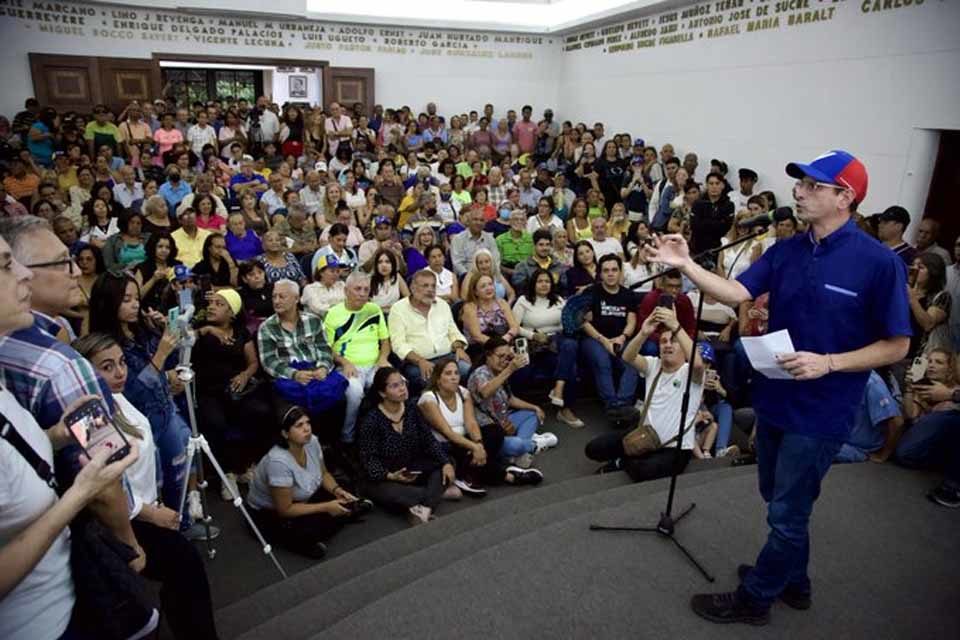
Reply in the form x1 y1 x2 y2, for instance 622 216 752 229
560 0 960 219
0 0 562 117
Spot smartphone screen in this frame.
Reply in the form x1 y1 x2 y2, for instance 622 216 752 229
66 400 130 463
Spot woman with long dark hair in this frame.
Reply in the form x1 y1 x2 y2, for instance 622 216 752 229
562 240 598 295
79 197 118 250
192 233 237 288
279 105 305 158
907 253 951 360
512 268 582 427
102 209 149 271
134 230 181 312
357 367 455 525
246 405 364 558
27 106 58 167
87 271 209 536
369 248 409 314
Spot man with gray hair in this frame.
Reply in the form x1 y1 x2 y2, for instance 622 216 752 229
450 208 500 276
299 170 326 216
324 271 391 443
0 215 147 567
258 278 347 439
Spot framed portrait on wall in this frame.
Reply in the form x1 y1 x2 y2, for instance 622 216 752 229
289 75 308 98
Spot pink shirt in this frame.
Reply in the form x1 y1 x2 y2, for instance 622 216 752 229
513 120 538 154
196 213 227 232
153 127 183 163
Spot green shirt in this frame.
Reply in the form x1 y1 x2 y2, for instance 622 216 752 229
84 121 121 153
495 230 533 266
323 302 389 367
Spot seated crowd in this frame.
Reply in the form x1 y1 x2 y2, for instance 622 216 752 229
1 95 958 640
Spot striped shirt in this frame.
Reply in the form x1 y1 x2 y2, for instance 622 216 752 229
0 312 114 429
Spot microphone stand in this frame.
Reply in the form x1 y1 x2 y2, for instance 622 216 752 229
590 228 767 583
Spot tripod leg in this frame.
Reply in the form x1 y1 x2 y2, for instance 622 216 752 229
175 439 198 525
668 535 715 583
672 502 696 525
194 436 288 579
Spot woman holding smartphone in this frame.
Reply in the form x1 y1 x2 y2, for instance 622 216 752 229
73 333 220 640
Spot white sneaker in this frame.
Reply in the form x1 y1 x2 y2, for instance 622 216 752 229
532 432 558 453
188 490 204 520
221 473 238 501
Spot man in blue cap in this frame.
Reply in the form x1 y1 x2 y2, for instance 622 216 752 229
645 149 911 625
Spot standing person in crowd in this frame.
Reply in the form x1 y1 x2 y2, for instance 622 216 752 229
905 253 951 361
729 167 758 212
246 405 361 558
876 205 917 266
358 367 455 525
914 217 951 266
192 288 274 499
577 254 640 421
646 150 910 625
324 271 392 445
690 172 735 252
0 233 140 640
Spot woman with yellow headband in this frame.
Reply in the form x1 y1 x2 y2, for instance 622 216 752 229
193 288 275 500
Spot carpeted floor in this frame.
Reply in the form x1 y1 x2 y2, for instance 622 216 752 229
182 399 960 639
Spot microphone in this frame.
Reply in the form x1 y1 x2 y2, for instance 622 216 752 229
737 207 794 228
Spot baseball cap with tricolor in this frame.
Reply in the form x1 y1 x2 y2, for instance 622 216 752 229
785 150 868 203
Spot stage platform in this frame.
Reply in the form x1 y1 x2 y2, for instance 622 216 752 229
210 460 960 640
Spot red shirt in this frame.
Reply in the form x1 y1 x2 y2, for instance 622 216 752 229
636 287 696 342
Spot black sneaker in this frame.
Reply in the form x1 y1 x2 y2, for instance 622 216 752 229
738 564 812 610
595 458 623 475
299 541 327 559
928 482 960 508
507 466 544 486
690 591 769 626
606 405 639 422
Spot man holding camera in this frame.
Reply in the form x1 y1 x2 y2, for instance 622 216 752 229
646 150 911 625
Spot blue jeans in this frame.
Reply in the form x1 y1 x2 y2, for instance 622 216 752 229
896 410 960 486
580 337 639 408
155 407 191 515
499 410 539 458
710 400 734 452
739 423 843 609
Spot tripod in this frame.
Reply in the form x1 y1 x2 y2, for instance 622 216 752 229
173 314 288 579
590 228 766 583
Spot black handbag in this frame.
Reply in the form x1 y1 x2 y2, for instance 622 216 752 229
0 413 157 640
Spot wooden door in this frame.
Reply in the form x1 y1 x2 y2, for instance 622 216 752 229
99 57 162 114
322 67 375 114
29 53 101 114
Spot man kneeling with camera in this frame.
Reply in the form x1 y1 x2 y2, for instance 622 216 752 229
585 304 704 482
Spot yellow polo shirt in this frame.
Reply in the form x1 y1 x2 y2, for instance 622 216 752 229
170 227 211 268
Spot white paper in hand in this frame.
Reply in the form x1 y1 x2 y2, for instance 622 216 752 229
740 329 796 380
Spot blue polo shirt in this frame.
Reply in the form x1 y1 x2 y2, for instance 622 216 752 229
736 218 911 440
835 370 900 462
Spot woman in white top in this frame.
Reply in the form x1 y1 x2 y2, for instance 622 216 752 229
426 244 459 303
511 268 583 427
369 248 409 314
623 221 661 292
80 197 120 249
418 358 544 495
717 206 771 281
74 332 220 640
526 196 564 235
301 258 345 318
0 243 137 640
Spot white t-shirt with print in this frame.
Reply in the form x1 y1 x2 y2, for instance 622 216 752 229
636 357 702 449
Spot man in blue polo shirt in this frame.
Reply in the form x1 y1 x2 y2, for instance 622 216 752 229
646 150 911 625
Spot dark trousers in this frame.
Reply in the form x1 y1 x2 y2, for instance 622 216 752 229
443 422 506 485
584 432 692 482
196 386 275 474
131 519 219 640
247 488 345 556
364 466 445 514
896 409 960 485
510 335 579 405
738 423 843 609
